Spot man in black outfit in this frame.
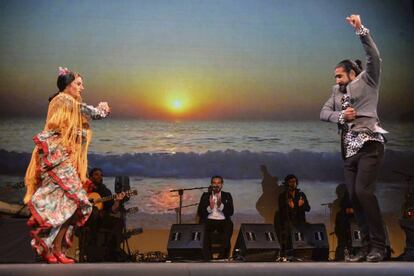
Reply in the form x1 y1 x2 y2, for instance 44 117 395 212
277 174 310 255
197 175 234 258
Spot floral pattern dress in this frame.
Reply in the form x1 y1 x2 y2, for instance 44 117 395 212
25 93 109 257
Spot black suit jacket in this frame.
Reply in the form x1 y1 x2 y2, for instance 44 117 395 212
197 191 234 223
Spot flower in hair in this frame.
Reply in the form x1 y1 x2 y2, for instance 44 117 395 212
58 66 70 76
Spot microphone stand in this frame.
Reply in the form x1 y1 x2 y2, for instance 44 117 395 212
282 185 292 257
168 203 199 224
170 186 209 224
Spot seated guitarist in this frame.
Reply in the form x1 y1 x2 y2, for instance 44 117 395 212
84 167 126 261
89 168 126 215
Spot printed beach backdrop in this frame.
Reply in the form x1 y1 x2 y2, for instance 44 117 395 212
1 0 413 255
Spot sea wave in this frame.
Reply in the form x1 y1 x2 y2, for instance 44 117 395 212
1 149 412 181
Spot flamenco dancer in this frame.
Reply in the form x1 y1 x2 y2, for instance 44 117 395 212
320 15 388 262
23 67 110 263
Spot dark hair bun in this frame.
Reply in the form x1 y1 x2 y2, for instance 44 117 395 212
57 72 76 92
49 71 77 102
354 59 363 70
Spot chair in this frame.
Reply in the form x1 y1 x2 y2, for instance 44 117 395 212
78 226 113 262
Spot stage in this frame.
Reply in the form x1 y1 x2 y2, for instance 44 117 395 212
1 262 413 276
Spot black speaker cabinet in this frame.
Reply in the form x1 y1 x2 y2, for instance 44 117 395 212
233 223 280 262
167 224 209 261
291 223 329 261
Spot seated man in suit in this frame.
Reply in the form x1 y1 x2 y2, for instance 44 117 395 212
197 175 234 258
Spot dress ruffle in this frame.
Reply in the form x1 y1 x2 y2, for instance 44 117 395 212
27 131 92 257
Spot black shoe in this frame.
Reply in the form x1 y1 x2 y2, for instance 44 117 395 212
346 249 368 262
366 248 385 262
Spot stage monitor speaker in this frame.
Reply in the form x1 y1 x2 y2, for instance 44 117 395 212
350 221 391 259
167 224 209 261
0 217 36 263
350 221 363 248
291 223 329 261
115 176 130 193
233 223 280 262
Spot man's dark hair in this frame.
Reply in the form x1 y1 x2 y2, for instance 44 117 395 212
336 59 363 76
211 175 224 184
89 167 103 177
284 174 298 186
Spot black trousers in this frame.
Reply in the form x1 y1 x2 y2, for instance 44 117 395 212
343 141 385 250
205 219 233 258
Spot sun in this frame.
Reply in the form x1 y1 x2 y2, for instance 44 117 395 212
171 99 184 111
164 88 193 116
166 94 189 114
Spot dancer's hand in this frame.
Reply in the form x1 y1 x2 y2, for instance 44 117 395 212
343 107 356 122
346 14 362 29
288 198 294 209
98 101 111 113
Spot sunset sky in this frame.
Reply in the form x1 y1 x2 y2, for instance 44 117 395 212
0 0 413 120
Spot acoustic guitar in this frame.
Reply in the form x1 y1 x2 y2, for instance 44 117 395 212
88 189 138 210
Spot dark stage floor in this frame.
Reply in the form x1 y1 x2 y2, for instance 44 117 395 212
0 262 413 276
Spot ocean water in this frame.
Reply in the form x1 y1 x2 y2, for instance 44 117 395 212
0 118 413 181
1 118 413 155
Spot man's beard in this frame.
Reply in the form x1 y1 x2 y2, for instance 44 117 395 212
339 84 347 93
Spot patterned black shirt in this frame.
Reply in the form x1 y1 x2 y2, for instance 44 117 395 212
339 93 384 158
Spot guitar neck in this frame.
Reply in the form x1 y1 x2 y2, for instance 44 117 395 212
99 194 117 203
95 190 136 204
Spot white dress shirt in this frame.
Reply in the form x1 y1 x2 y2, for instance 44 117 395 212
207 191 225 220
